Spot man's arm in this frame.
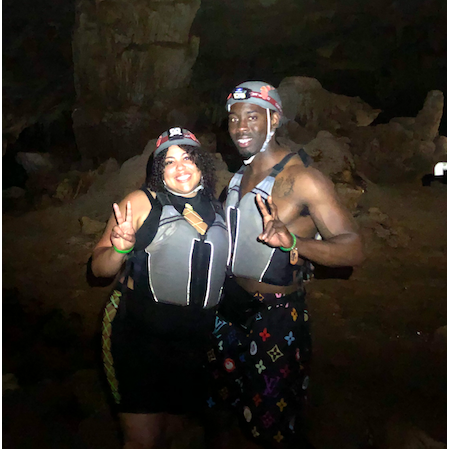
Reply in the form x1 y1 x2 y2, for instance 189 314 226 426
257 168 365 267
294 168 364 267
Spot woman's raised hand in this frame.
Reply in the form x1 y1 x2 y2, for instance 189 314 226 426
111 201 136 251
256 194 294 249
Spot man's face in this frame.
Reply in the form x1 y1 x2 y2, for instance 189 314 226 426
228 102 269 159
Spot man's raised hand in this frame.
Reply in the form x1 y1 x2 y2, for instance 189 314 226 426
256 194 294 249
111 201 136 251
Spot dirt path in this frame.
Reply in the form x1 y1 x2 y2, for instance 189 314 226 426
3 181 446 448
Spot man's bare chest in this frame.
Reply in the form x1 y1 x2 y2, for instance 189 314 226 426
270 174 317 237
240 170 314 234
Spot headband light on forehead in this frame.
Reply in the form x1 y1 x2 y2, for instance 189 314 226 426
231 87 252 100
227 87 283 114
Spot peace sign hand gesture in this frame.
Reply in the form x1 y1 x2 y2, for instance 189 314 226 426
110 201 136 251
256 194 294 249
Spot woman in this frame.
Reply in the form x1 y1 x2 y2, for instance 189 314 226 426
91 127 228 449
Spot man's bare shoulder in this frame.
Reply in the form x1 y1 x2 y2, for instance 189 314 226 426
275 155 334 200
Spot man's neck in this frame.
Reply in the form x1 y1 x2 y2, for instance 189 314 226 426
247 140 288 174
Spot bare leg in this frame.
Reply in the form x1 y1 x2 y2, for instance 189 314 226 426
120 412 166 449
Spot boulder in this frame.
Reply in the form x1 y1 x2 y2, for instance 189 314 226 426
278 132 363 211
414 90 445 142
277 76 323 122
277 120 316 146
303 130 355 177
16 152 54 174
53 178 74 201
197 132 218 153
79 217 106 236
278 76 381 134
213 153 233 198
433 136 447 162
349 117 440 183
334 183 365 212
3 186 26 199
98 158 120 175
390 91 444 143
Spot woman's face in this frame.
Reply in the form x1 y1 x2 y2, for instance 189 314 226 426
163 145 202 197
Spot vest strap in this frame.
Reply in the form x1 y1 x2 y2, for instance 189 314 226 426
155 192 172 207
269 152 296 177
140 186 161 208
298 148 312 167
236 148 310 179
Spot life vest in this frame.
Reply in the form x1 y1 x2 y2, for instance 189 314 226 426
141 192 228 309
225 150 311 286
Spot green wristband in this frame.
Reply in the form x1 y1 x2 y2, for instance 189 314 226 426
280 232 296 252
113 245 134 254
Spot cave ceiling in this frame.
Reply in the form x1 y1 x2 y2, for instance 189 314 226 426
2 0 447 154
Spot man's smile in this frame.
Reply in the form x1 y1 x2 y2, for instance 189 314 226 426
237 137 253 147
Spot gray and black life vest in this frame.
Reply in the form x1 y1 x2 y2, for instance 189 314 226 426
144 192 228 309
225 150 310 286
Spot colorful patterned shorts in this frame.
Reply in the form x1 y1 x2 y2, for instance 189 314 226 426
206 281 312 445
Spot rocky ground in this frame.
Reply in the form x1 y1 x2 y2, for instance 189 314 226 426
3 176 446 449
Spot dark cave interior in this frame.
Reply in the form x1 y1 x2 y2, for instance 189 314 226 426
3 0 447 174
2 1 447 448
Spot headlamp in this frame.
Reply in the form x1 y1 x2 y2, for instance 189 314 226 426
231 87 252 100
226 85 282 115
168 127 183 140
154 127 201 157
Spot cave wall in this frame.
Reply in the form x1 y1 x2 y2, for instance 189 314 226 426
2 0 446 170
190 0 446 128
72 0 201 163
3 0 76 150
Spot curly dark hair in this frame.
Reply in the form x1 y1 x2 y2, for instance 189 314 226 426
146 145 217 199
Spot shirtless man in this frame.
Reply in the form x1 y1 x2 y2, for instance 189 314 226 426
208 81 365 448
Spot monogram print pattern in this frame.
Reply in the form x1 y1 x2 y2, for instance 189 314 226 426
207 291 312 445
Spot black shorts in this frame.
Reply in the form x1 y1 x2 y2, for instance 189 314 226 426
102 288 215 415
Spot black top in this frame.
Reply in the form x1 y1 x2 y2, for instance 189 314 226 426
134 188 215 251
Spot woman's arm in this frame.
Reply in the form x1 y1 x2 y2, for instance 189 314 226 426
91 190 152 278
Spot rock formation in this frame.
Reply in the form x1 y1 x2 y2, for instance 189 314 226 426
72 0 201 163
277 77 445 185
278 76 382 133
